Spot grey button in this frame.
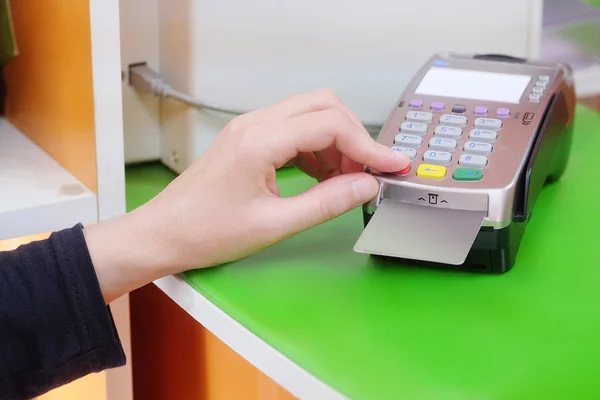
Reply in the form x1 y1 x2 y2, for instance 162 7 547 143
529 93 541 103
429 137 457 151
535 80 548 88
459 153 488 168
423 150 452 164
400 121 428 135
468 129 497 143
391 146 417 160
474 117 502 130
394 133 422 147
532 87 544 95
464 141 493 155
452 104 466 113
440 114 467 127
406 111 433 123
434 125 462 138
538 74 550 82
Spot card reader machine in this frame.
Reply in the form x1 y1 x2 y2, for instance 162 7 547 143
354 52 576 273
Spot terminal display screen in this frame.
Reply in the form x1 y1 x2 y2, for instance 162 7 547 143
414 67 532 104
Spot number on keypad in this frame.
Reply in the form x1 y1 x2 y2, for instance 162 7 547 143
474 117 502 130
440 114 467 127
394 134 422 147
400 121 428 135
469 129 497 143
464 141 492 155
434 126 462 138
406 111 433 123
423 150 451 165
429 137 457 151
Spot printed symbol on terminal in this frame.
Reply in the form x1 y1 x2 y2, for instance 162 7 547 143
522 112 535 126
428 193 438 204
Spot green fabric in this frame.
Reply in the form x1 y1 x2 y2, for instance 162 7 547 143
126 105 600 399
0 0 17 66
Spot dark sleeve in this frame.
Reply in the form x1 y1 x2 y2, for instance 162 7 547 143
0 223 126 400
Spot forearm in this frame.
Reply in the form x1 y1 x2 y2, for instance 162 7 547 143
0 224 125 399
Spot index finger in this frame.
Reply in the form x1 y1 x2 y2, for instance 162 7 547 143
255 108 409 172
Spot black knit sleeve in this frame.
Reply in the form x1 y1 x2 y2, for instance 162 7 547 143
0 224 126 400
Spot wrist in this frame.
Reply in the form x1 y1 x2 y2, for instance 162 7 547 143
82 205 179 303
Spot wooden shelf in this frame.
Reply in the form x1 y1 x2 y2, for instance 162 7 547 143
0 118 97 241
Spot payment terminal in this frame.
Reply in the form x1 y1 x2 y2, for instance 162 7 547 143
354 52 576 273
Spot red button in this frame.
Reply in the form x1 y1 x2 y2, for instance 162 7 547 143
394 164 411 175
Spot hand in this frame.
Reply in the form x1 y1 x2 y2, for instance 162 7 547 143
84 89 409 303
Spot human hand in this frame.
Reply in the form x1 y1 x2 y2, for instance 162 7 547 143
84 89 409 302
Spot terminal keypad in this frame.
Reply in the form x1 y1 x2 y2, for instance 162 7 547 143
390 99 512 181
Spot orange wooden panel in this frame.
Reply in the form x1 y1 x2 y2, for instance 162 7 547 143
130 283 296 400
4 1 97 194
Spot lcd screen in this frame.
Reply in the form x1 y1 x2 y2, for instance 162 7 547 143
414 67 532 104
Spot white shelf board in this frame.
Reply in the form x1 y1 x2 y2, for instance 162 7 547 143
0 118 97 241
154 274 346 400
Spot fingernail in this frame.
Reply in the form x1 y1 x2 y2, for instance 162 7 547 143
350 176 379 203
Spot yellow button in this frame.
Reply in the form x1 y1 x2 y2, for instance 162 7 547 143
417 164 446 179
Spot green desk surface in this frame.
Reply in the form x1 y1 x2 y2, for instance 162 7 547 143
126 105 600 399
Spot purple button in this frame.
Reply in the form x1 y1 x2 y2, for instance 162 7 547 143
409 99 423 110
474 106 488 116
430 101 444 111
496 108 510 118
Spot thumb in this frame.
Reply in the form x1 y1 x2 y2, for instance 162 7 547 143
276 172 379 235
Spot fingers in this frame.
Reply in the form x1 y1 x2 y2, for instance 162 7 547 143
230 88 364 131
254 108 409 173
272 173 379 235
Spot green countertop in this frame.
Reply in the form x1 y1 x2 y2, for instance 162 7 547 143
126 105 600 400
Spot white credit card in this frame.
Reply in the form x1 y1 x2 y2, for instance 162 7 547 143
354 199 486 265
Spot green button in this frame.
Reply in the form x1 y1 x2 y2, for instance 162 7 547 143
453 168 482 181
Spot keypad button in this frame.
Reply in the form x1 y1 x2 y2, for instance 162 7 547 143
474 106 488 116
474 117 502 130
391 146 417 160
452 104 466 113
429 137 457 151
496 108 510 118
430 101 445 111
538 74 550 82
394 134 422 147
400 121 428 135
464 141 493 155
406 111 433 123
453 168 483 181
535 80 548 88
409 99 423 110
469 129 497 143
529 93 541 103
434 125 462 138
423 150 452 164
440 114 467 127
532 87 544 95
459 154 488 168
417 163 446 179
